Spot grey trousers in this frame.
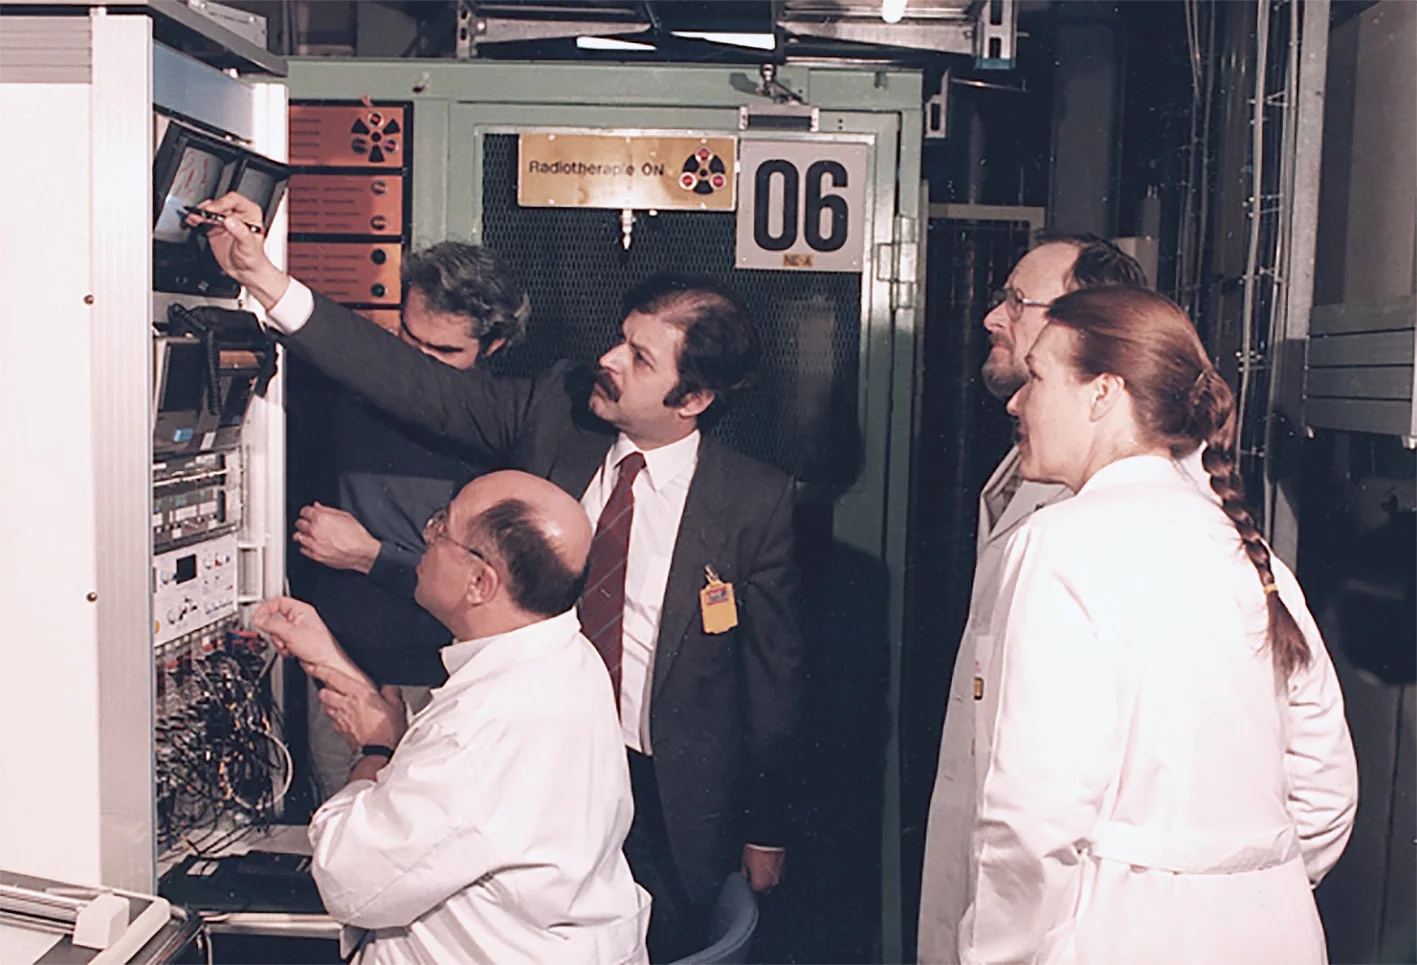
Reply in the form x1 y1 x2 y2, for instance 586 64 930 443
307 676 433 804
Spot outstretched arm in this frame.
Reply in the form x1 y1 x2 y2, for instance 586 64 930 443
194 192 536 465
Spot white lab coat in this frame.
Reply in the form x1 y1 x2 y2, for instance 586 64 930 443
309 611 651 965
959 455 1357 965
918 446 1069 964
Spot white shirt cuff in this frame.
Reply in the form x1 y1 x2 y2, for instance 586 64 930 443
266 277 315 334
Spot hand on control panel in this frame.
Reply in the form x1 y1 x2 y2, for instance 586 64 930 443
294 502 380 574
252 596 373 693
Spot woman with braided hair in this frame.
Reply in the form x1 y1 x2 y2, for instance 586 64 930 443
957 286 1356 965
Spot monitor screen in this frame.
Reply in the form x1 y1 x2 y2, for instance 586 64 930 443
160 342 207 413
218 374 255 429
154 146 230 244
235 166 278 213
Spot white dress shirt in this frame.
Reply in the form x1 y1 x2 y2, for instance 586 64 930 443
266 276 315 333
308 610 651 965
580 431 699 753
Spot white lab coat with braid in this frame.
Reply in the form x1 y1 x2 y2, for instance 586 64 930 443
959 455 1357 965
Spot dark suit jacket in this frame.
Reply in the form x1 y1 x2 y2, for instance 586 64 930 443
286 291 805 903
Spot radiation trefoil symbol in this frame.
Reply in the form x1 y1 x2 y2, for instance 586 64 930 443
679 147 727 195
349 111 401 164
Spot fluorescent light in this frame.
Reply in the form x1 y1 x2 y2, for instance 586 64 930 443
882 0 907 24
671 31 776 51
576 36 656 51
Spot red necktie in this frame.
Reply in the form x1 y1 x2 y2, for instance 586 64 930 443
579 451 646 706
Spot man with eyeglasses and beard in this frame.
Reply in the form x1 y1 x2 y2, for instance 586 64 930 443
916 235 1147 964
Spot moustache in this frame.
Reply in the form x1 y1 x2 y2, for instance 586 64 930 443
593 368 620 402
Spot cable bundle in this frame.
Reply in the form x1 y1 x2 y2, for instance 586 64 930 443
156 629 292 849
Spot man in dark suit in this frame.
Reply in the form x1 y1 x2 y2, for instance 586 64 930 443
195 193 804 961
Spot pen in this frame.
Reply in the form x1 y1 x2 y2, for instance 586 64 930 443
181 205 264 235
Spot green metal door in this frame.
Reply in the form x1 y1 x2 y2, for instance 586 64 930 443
456 104 910 964
287 58 922 960
448 102 896 542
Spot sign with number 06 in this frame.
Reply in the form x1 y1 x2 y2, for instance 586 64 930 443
735 140 869 272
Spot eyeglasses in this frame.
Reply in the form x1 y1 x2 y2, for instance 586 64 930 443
989 287 1052 320
423 506 487 563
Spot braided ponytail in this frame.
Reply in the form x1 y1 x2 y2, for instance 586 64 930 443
1046 286 1312 679
1191 369 1311 678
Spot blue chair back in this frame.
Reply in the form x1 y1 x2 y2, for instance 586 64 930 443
668 873 759 965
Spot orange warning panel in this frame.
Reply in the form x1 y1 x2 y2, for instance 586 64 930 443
289 173 403 235
290 104 405 168
289 242 402 305
357 309 402 335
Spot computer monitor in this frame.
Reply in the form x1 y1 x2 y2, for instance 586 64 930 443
153 120 289 296
153 138 232 245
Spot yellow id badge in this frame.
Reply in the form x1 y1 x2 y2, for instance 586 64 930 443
700 565 739 634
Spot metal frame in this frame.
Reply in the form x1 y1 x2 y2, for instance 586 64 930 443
0 3 288 894
927 202 1046 230
441 0 1012 67
2 13 109 890
90 9 159 893
153 42 255 142
37 0 286 75
1266 0 1330 565
1299 0 1417 449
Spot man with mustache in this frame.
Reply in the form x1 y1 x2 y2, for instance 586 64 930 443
916 235 1146 964
193 193 804 962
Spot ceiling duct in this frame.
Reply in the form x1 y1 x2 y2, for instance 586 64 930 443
779 0 1016 66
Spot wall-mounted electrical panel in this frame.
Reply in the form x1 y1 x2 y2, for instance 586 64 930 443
288 102 414 328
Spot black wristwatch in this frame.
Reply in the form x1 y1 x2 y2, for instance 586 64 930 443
360 744 395 760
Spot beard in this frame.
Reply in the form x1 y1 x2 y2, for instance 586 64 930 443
593 367 621 403
982 350 1025 400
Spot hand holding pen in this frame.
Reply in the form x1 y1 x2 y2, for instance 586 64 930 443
182 204 264 234
187 192 291 310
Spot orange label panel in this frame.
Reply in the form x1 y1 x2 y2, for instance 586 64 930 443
289 173 403 235
357 309 402 335
289 242 402 305
290 104 405 168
